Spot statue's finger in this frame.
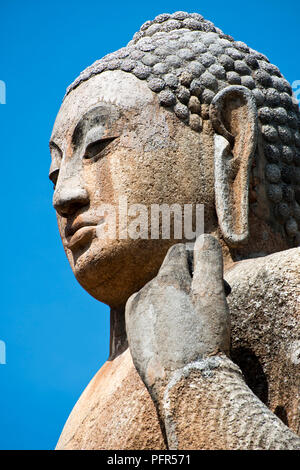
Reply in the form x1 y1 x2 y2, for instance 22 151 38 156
157 243 192 292
192 234 224 298
126 243 191 329
191 234 230 354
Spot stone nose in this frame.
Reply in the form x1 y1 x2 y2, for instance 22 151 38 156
53 179 89 217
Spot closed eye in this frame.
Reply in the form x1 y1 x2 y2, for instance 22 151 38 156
83 136 118 160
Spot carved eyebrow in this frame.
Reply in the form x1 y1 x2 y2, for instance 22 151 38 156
71 105 116 147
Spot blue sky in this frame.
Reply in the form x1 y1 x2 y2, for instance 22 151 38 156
1 0 299 450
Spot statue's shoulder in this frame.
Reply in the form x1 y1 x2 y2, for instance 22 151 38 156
226 247 300 281
225 247 300 435
56 348 166 450
226 247 300 318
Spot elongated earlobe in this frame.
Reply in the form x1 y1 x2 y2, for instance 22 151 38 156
209 85 258 246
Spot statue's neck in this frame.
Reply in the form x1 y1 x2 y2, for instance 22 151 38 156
109 306 128 360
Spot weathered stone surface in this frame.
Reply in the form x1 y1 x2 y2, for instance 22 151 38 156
160 356 299 449
56 348 166 450
56 246 300 449
49 11 300 450
64 12 300 244
226 247 300 436
124 237 300 449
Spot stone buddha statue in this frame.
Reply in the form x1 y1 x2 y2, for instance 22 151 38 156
49 12 300 449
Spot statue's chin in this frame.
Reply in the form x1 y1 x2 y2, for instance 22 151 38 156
67 236 174 308
67 240 126 306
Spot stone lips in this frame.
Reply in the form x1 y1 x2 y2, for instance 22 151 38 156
65 11 300 246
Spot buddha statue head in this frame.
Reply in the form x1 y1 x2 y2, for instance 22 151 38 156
50 11 300 309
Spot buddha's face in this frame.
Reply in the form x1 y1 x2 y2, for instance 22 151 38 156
50 70 215 307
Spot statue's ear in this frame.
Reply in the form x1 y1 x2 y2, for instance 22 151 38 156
209 85 258 246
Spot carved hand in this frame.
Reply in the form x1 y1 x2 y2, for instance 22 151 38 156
125 234 230 389
126 235 300 450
